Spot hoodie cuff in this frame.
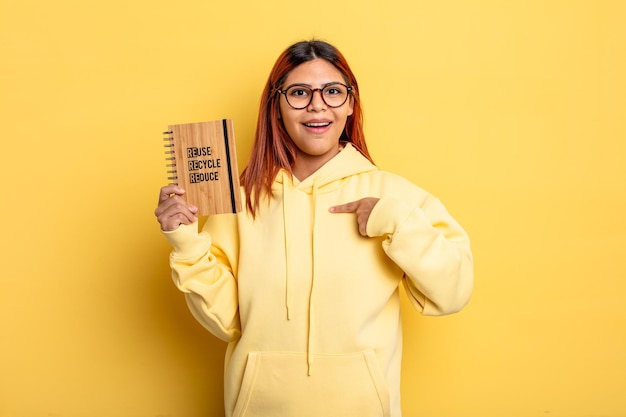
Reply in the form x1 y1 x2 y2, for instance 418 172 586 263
366 196 414 237
162 222 209 259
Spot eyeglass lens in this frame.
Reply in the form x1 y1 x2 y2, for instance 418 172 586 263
284 84 349 109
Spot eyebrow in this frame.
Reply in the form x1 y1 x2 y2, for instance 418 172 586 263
284 81 345 89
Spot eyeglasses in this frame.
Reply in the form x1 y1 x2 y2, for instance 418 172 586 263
277 83 353 110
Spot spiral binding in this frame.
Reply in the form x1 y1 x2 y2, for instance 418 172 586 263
162 130 178 185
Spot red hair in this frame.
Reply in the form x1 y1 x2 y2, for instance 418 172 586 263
240 40 373 217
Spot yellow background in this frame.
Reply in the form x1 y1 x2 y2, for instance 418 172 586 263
1 0 625 416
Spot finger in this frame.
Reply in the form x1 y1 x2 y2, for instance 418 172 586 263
163 213 196 231
161 216 192 231
155 194 197 218
329 201 358 213
157 206 198 231
358 222 367 236
158 185 186 204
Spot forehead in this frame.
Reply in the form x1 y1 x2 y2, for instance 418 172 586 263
283 58 345 86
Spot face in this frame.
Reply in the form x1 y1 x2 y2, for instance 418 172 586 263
278 59 354 173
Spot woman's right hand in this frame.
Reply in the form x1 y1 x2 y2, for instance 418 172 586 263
154 185 199 231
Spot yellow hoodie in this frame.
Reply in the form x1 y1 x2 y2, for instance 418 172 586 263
163 143 473 417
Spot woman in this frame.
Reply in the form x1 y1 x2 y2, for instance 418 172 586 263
155 40 473 417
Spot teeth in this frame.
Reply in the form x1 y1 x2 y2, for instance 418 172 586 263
305 122 330 127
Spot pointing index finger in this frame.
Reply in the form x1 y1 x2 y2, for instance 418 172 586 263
329 201 356 213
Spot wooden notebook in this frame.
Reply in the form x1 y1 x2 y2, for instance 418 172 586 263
163 119 242 215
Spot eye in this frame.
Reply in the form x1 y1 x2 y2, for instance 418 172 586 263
324 85 345 96
288 87 310 97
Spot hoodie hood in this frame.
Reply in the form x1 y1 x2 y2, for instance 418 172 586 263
272 142 378 194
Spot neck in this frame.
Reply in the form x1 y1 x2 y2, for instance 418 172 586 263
292 145 342 181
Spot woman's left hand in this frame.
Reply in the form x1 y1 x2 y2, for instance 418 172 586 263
329 197 380 236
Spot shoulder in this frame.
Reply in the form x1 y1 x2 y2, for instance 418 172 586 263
353 169 433 204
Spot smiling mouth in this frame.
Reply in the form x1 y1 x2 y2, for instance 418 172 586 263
304 122 332 128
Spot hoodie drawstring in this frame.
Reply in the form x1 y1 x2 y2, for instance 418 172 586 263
282 179 292 320
307 181 319 375
281 175 319 376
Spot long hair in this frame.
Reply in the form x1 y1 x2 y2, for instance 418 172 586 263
240 39 373 216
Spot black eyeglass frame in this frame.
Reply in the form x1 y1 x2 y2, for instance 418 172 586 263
276 82 353 110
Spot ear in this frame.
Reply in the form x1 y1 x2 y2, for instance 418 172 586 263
347 96 354 116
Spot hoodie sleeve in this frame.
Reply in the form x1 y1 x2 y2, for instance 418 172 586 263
162 218 241 342
366 194 473 316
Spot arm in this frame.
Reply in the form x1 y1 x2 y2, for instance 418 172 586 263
164 220 241 342
157 186 241 342
367 195 474 316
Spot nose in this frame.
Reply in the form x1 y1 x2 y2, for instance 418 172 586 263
307 88 326 111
